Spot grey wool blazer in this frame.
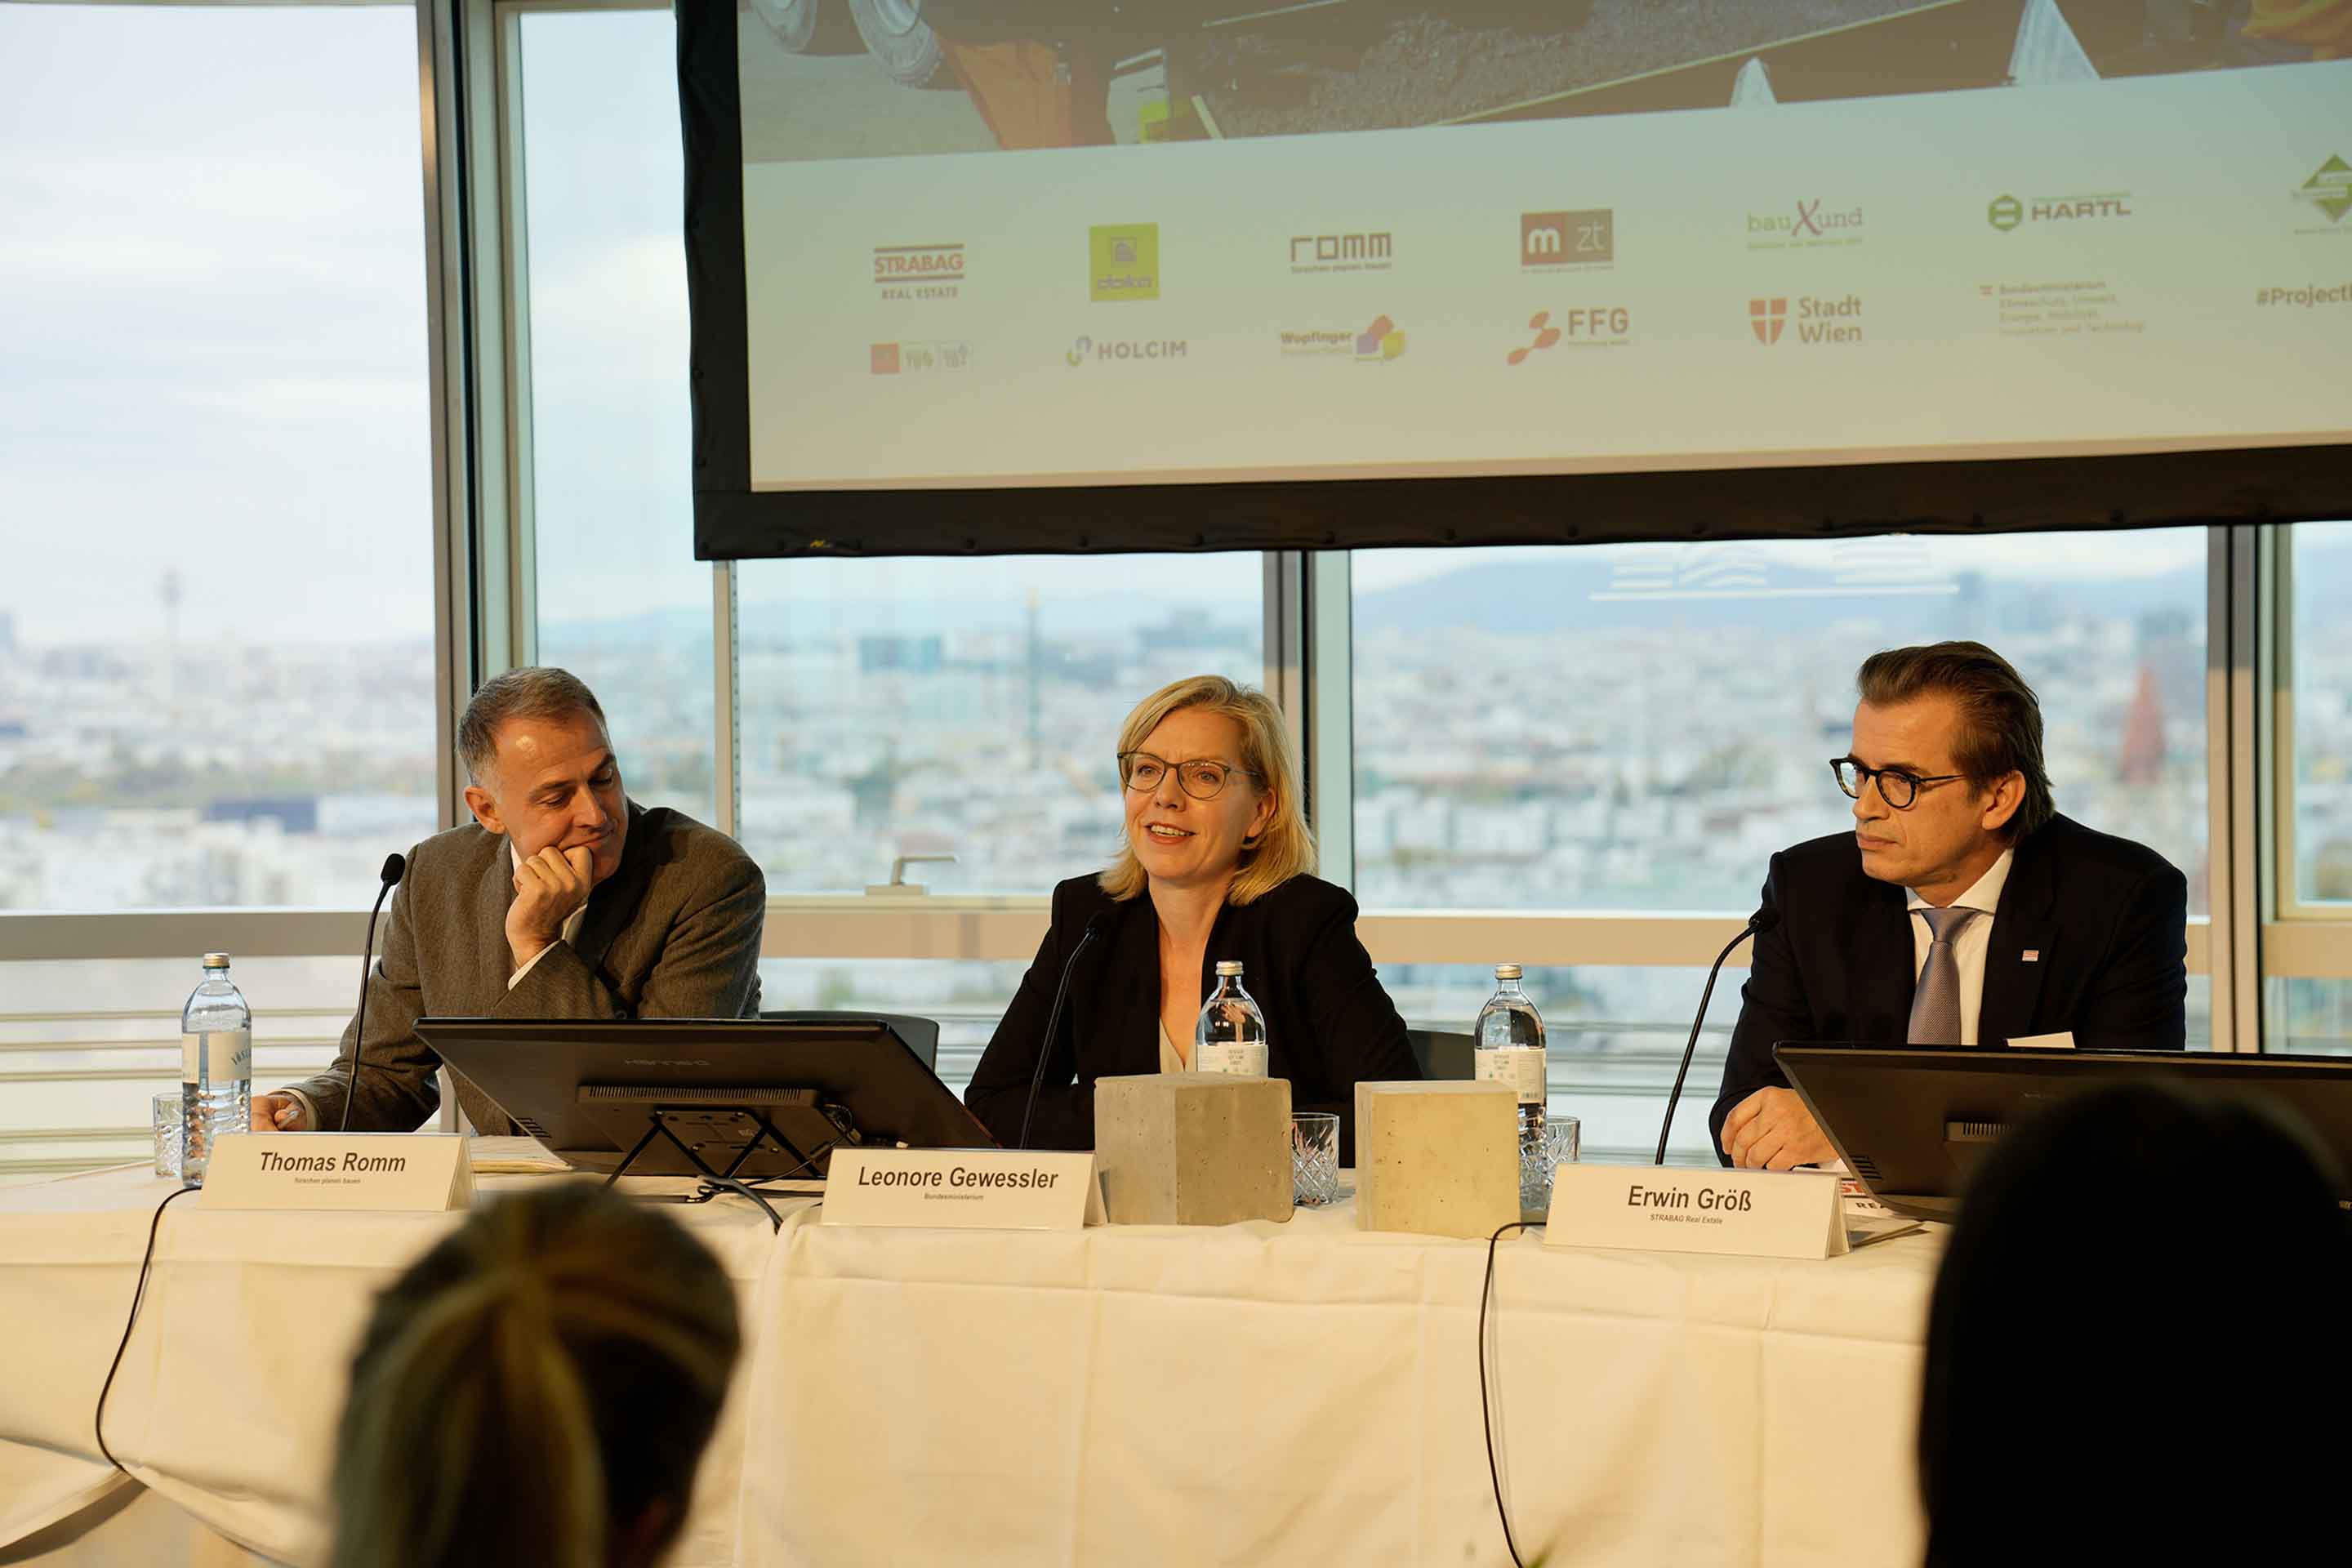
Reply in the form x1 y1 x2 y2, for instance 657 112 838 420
283 800 765 1134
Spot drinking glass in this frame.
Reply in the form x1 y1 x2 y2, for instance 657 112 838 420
152 1090 185 1180
1291 1112 1340 1207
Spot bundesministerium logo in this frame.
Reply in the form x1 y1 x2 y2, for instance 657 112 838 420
1089 224 1160 302
2296 155 2351 225
873 243 964 301
1290 231 1393 275
1989 191 2132 232
1748 296 1861 345
1521 210 1613 269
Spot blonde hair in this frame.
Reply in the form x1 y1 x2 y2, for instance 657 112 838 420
1100 675 1315 906
330 1185 740 1568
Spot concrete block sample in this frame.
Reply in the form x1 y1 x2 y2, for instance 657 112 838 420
1094 1071 1294 1227
1353 1080 1520 1239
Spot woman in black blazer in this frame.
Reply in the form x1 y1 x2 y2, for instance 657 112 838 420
965 675 1419 1161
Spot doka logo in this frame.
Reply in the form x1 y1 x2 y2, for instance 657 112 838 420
1506 306 1629 363
2294 154 2351 226
1748 295 1862 345
1521 209 1613 269
1989 190 2132 232
1089 224 1160 302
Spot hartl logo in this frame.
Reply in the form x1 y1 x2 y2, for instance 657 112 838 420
1521 209 1613 268
1988 191 2132 232
1089 224 1160 302
1749 297 1787 345
2296 155 2352 225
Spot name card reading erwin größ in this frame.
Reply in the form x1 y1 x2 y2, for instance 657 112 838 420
823 1147 1104 1230
203 1134 474 1213
1545 1165 1851 1258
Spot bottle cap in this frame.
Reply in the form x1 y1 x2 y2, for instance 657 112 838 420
202 952 231 969
1214 960 1245 978
1494 963 1522 980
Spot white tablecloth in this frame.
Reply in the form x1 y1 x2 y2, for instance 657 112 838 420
0 1166 1936 1567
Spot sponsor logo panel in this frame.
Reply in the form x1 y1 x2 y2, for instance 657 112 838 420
1505 305 1630 364
1089 224 1160 302
1289 231 1394 275
1066 334 1187 367
1278 314 1405 361
1749 294 1863 346
1745 199 1865 251
1987 191 2133 233
873 243 964 301
870 341 971 375
1521 209 1613 270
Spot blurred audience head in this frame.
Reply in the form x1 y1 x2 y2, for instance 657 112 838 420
1920 1081 2350 1566
1103 674 1313 905
331 1183 740 1568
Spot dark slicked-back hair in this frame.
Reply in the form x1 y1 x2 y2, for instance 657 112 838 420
457 667 608 786
1855 641 2053 840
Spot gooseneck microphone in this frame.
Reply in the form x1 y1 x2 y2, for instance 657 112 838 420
1653 907 1780 1165
1017 910 1111 1151
337 853 408 1135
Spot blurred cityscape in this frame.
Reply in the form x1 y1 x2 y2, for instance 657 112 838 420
5 529 2350 1155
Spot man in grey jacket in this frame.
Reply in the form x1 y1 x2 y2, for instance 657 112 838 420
253 666 764 1135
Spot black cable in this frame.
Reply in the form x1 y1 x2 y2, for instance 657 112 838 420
94 1183 199 1473
1480 1218 1532 1568
337 860 403 1134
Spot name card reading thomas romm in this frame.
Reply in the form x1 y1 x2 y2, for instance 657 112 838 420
203 1134 474 1213
822 1147 1102 1230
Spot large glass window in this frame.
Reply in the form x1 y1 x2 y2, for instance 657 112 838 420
514 6 717 822
2287 522 2352 909
1351 531 2211 912
737 556 1265 894
0 2 437 912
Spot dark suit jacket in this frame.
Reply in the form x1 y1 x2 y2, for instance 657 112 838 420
283 801 765 1134
1709 813 2187 1163
965 873 1421 1161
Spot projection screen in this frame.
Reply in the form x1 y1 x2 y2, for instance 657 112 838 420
681 0 2352 558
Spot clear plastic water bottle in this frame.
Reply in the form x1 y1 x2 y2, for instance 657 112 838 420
1194 960 1269 1076
180 952 252 1188
1474 964 1548 1143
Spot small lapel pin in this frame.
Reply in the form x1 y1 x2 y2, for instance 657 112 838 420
2022 950 2040 963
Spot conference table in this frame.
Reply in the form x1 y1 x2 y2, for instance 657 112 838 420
0 1160 1936 1566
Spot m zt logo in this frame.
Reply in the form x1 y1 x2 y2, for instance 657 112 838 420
1521 210 1613 267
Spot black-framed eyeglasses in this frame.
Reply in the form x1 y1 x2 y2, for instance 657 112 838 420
1831 757 1967 810
1120 751 1258 801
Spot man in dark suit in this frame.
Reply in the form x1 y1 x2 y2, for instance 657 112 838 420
1712 641 2187 1169
252 667 764 1135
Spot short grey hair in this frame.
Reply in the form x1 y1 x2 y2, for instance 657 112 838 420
457 667 608 785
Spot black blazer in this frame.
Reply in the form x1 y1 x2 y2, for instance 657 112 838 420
965 873 1420 1161
1708 813 2188 1163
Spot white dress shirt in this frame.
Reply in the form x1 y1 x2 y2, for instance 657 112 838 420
507 842 590 989
1904 848 2015 1047
1158 1022 1187 1073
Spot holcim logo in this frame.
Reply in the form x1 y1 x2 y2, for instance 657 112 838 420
1067 335 1187 366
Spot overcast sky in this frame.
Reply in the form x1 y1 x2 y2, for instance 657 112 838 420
0 3 2314 654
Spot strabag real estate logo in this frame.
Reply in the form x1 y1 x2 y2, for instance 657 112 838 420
1279 314 1405 361
1748 295 1863 345
1089 224 1160 301
1505 306 1630 363
1065 335 1187 367
1290 231 1393 274
1521 210 1613 270
1988 191 2133 232
873 243 964 301
1746 199 1864 250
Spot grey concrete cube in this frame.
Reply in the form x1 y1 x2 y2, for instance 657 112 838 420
1094 1072 1294 1227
